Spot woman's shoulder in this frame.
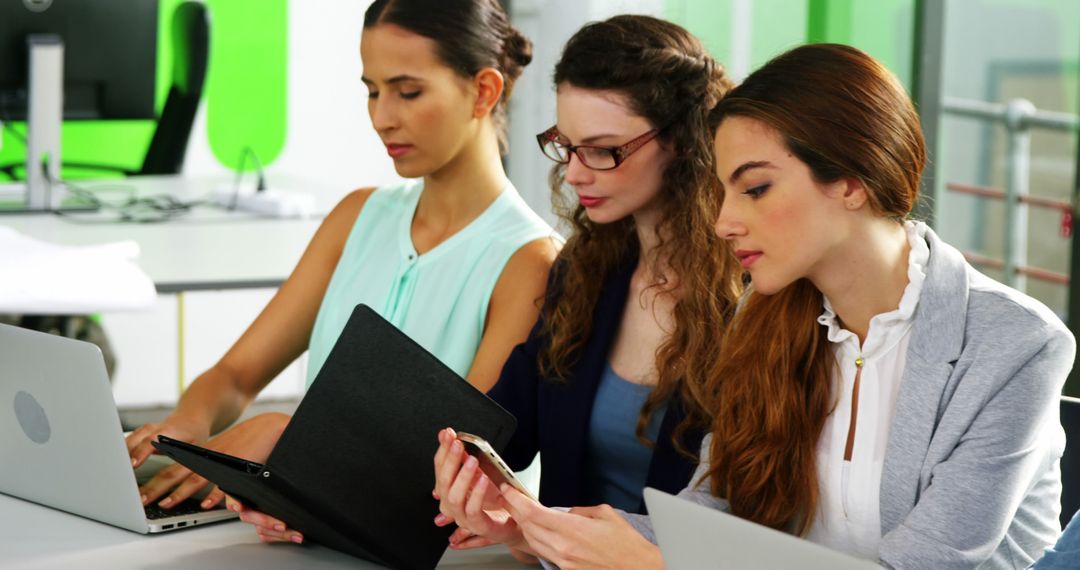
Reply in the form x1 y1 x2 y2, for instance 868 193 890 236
950 271 1076 397
504 236 560 276
323 180 422 231
485 185 557 238
923 226 1072 351
322 186 377 229
316 183 416 256
477 193 560 277
337 178 421 210
360 178 423 206
965 268 1073 348
538 246 640 300
336 186 378 209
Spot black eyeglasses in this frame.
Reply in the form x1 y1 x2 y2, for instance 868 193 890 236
535 126 662 171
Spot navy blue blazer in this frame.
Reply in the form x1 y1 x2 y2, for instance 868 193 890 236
488 256 704 514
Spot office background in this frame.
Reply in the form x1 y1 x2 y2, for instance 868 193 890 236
0 0 1077 404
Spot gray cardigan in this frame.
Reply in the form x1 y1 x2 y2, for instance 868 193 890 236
629 225 1076 569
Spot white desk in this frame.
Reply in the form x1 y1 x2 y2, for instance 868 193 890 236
0 174 332 405
1 177 513 568
0 493 524 569
0 175 328 293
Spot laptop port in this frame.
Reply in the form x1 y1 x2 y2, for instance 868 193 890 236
163 524 174 530
177 522 187 528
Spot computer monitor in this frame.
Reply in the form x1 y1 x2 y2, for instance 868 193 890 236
0 0 159 210
0 0 158 121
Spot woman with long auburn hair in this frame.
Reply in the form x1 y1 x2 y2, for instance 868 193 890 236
491 43 1075 569
430 14 742 563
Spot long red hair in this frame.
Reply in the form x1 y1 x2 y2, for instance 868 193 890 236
694 44 926 534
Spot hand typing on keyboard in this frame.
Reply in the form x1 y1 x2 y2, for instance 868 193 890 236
130 412 290 510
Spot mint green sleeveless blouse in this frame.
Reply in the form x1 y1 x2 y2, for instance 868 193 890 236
306 178 555 386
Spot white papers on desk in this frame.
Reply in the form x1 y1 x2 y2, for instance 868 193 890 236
0 226 156 314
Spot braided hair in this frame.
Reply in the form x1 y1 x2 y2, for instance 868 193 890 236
539 15 741 453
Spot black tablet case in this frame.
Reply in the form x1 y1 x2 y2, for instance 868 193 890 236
153 304 518 569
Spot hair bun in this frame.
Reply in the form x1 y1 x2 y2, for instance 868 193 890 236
505 28 533 69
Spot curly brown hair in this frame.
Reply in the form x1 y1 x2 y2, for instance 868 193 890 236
537 15 742 451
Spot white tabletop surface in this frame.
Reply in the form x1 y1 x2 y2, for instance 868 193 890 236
0 492 525 569
0 176 517 568
0 175 328 293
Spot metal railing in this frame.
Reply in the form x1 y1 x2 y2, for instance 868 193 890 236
943 96 1080 291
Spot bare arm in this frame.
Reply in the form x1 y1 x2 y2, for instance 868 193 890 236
126 187 375 466
232 237 559 540
463 236 559 393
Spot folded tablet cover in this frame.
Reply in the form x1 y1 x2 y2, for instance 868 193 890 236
158 304 518 569
153 436 389 564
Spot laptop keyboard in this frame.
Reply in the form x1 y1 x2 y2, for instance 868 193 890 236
144 499 212 520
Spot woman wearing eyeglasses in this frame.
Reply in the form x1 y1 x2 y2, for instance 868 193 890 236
430 15 742 561
487 44 1072 570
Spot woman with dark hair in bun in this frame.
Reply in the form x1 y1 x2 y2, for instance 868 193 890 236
432 14 742 563
123 0 559 531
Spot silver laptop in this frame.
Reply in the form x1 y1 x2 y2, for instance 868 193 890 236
644 487 880 569
0 323 236 533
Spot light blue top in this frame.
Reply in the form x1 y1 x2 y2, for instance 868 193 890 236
306 178 554 386
583 363 665 511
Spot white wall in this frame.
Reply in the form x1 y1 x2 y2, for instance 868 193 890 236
182 1 401 211
181 0 668 224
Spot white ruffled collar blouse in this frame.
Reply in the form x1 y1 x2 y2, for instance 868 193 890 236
807 220 930 561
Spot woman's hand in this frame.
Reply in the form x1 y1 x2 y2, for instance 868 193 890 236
136 412 290 509
432 428 531 552
501 486 663 570
226 495 304 544
125 414 209 470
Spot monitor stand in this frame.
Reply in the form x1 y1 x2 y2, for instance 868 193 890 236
0 34 74 214
24 34 64 211
0 35 97 215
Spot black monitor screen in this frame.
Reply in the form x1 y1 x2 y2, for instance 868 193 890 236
0 0 158 121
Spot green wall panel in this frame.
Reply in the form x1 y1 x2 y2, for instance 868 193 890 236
750 0 809 71
664 0 735 66
666 0 914 91
846 0 915 90
205 0 288 171
807 0 853 44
